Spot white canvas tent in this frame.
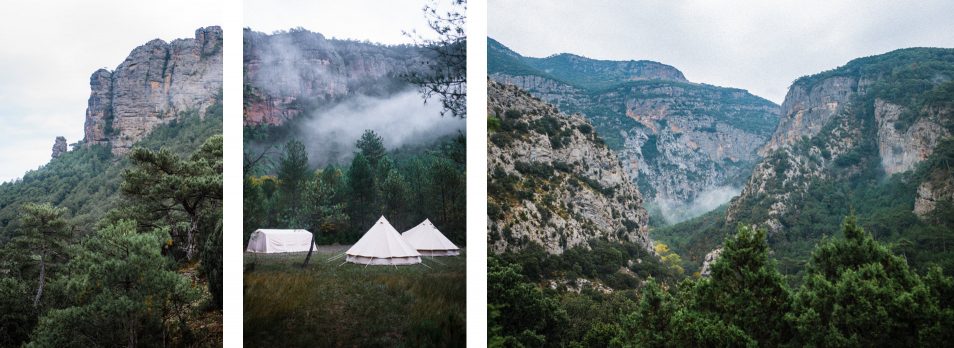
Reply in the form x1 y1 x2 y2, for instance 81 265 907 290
246 229 317 253
402 219 460 256
345 216 422 265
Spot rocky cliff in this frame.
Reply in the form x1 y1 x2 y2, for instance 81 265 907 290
488 81 652 254
84 26 223 154
243 28 428 125
489 38 779 224
728 48 954 233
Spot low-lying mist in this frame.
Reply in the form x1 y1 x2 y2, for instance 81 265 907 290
651 186 741 225
297 89 465 168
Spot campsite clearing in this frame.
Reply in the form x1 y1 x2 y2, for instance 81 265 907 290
243 245 466 347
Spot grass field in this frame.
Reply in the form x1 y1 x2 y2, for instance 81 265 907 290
243 246 466 347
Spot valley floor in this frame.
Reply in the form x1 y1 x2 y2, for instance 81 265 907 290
243 246 466 347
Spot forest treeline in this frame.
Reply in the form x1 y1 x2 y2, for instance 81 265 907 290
0 131 223 346
243 130 466 246
489 216 954 347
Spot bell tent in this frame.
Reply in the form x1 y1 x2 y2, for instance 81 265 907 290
245 229 317 253
401 219 460 256
345 216 422 265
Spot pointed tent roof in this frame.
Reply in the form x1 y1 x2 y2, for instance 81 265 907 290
401 219 459 251
346 216 421 259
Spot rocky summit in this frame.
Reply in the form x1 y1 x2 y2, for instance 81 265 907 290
488 38 779 224
243 28 429 126
84 26 223 155
487 81 652 254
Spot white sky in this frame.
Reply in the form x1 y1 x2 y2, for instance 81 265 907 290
489 0 954 104
0 0 223 183
244 0 444 44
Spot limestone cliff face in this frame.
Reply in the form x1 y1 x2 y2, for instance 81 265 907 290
728 48 954 232
875 100 951 175
243 28 427 125
489 38 779 223
760 76 860 155
487 81 652 254
83 26 223 154
915 176 954 218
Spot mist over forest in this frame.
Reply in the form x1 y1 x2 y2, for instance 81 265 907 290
244 27 464 171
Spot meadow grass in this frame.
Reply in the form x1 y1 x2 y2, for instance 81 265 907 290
243 246 466 347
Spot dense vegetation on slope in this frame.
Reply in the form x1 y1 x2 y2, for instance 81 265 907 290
0 104 223 242
244 130 466 246
490 217 954 346
0 102 223 345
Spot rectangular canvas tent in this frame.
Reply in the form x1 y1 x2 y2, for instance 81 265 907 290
345 216 421 265
401 219 460 256
245 229 317 253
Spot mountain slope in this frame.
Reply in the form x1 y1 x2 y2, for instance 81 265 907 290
660 48 954 275
488 81 652 254
488 38 779 224
728 48 954 232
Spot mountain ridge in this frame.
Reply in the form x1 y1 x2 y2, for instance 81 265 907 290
488 38 780 224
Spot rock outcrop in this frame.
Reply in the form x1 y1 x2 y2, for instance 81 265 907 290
915 176 954 218
84 26 223 154
487 81 652 254
243 28 428 125
489 38 779 224
700 247 723 277
51 136 67 158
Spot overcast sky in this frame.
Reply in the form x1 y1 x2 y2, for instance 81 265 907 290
245 0 446 44
490 0 954 104
0 0 222 183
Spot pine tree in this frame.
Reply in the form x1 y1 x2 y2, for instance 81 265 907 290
790 216 935 346
26 220 199 347
355 130 386 169
691 225 793 345
618 278 675 347
202 221 223 309
348 153 376 234
379 170 410 229
302 167 350 244
120 135 222 261
276 139 311 227
15 202 69 308
0 277 35 345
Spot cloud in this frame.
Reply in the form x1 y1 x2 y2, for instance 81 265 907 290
652 186 740 225
297 89 465 168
